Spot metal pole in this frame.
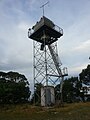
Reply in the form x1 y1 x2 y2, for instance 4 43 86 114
43 31 48 86
33 41 35 105
43 30 48 106
45 45 48 86
40 1 49 16
60 76 64 106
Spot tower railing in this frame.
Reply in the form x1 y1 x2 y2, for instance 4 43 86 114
53 25 63 35
28 24 63 38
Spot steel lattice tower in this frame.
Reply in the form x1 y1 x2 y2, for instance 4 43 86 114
28 16 68 106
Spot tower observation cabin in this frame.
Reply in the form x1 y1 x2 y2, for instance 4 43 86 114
28 16 63 48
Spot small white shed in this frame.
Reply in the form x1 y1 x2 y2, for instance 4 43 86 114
41 86 55 106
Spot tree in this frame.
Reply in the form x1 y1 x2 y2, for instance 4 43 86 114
55 77 81 103
79 65 90 84
0 71 31 104
31 83 43 105
79 65 90 101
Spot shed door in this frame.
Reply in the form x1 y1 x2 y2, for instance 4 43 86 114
45 88 51 106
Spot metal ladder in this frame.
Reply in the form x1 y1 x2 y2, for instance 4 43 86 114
48 44 64 93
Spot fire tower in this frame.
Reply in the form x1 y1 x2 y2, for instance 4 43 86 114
28 16 68 106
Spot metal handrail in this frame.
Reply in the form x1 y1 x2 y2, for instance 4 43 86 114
28 24 63 38
53 25 63 35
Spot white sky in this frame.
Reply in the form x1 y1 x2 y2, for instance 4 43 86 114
0 0 90 90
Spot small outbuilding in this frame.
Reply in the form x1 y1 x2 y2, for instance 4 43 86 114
41 86 55 106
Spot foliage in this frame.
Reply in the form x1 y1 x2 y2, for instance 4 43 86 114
31 83 43 105
79 65 90 101
55 77 82 103
63 77 81 102
0 71 31 104
79 65 90 84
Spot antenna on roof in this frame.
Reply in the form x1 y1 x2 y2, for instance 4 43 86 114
40 1 49 16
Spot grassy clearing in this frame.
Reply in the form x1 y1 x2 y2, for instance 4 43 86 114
0 102 90 120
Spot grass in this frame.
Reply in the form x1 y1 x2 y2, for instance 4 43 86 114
0 102 90 120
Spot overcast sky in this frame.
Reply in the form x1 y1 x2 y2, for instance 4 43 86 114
0 0 90 89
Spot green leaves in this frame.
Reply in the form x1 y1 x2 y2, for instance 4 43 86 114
79 65 90 84
55 77 81 103
0 71 31 104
